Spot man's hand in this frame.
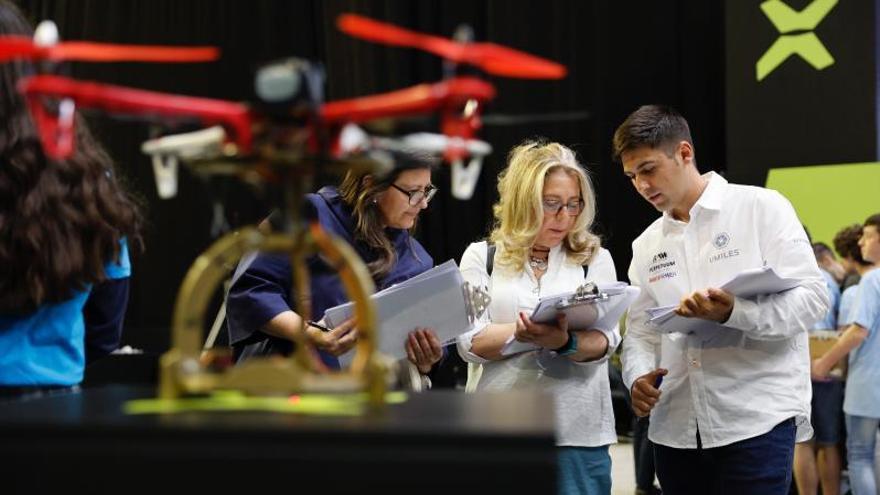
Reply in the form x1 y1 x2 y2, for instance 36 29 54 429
405 328 443 374
514 312 569 350
306 318 358 357
631 368 668 417
811 358 832 382
675 288 734 323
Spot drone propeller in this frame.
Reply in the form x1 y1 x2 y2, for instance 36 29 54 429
320 76 495 124
337 14 566 80
0 35 219 63
19 75 252 159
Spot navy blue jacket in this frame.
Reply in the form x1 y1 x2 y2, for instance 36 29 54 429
226 186 433 367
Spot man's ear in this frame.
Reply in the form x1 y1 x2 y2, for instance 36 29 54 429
361 175 374 189
677 141 695 166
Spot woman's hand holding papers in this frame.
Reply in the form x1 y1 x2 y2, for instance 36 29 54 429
513 312 611 362
405 328 443 374
515 312 569 349
675 288 734 323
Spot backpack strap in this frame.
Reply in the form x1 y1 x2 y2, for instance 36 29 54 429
486 242 496 277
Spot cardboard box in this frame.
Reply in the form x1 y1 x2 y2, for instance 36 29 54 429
809 330 847 379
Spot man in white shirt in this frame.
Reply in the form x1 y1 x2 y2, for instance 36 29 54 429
615 105 829 495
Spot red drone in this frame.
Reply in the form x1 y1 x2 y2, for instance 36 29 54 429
0 13 567 199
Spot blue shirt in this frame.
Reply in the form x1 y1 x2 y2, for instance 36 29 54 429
226 186 433 367
812 268 840 330
839 284 859 327
0 240 131 386
843 267 880 417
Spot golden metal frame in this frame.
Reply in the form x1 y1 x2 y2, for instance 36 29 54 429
157 155 388 407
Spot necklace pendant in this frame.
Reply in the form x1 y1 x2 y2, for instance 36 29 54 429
529 257 548 271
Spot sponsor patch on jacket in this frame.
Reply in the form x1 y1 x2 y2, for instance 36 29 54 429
648 251 678 282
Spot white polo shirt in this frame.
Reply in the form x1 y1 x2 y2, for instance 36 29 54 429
621 172 829 449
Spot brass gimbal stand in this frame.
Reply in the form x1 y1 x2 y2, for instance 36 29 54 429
156 149 389 408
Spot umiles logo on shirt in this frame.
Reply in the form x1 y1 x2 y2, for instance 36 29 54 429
709 232 741 263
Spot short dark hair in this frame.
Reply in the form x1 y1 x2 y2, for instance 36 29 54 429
833 224 866 264
612 104 693 163
812 242 834 260
865 213 880 232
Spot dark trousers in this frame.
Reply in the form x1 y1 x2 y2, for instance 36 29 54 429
655 418 796 495
633 416 657 490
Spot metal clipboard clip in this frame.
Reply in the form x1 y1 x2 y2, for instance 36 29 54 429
555 281 609 310
462 281 491 324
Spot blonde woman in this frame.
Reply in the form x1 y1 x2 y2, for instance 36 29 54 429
457 141 620 494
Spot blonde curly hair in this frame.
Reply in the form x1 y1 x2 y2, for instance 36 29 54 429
489 140 601 273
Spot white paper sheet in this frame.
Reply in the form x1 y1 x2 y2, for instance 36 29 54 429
646 265 801 335
322 260 476 367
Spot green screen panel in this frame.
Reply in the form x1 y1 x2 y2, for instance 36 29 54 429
766 162 880 249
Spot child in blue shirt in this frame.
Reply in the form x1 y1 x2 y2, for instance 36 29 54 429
813 214 880 495
0 2 142 396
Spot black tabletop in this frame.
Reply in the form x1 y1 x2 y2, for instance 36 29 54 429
0 385 557 493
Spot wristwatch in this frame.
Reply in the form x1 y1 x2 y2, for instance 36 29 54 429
552 331 578 357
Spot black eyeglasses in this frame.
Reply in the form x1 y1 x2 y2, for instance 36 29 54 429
542 198 584 216
390 183 438 206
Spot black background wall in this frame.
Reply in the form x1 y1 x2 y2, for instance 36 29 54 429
15 0 725 352
726 0 877 186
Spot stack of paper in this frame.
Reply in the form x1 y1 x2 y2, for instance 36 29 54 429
646 266 800 334
501 282 640 356
322 260 476 367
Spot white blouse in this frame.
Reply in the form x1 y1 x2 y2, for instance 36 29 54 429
456 241 620 447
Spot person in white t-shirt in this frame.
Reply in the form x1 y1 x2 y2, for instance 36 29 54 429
615 105 829 495
456 140 620 495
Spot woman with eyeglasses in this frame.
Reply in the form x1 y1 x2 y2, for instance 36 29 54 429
226 150 443 383
456 140 620 494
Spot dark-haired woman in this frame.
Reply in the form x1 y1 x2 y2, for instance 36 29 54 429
226 156 444 378
0 1 143 398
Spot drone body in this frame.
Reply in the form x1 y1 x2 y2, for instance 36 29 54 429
0 13 566 200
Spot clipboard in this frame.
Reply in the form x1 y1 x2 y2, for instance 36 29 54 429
501 282 639 356
531 282 618 329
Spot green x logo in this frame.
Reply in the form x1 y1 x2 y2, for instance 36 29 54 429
756 0 837 81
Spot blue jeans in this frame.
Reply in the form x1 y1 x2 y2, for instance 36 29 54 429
654 418 796 495
557 446 611 495
845 414 879 495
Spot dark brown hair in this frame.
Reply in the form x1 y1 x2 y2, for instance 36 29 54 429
833 224 867 265
865 213 880 232
0 1 143 313
612 104 693 163
337 150 433 281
